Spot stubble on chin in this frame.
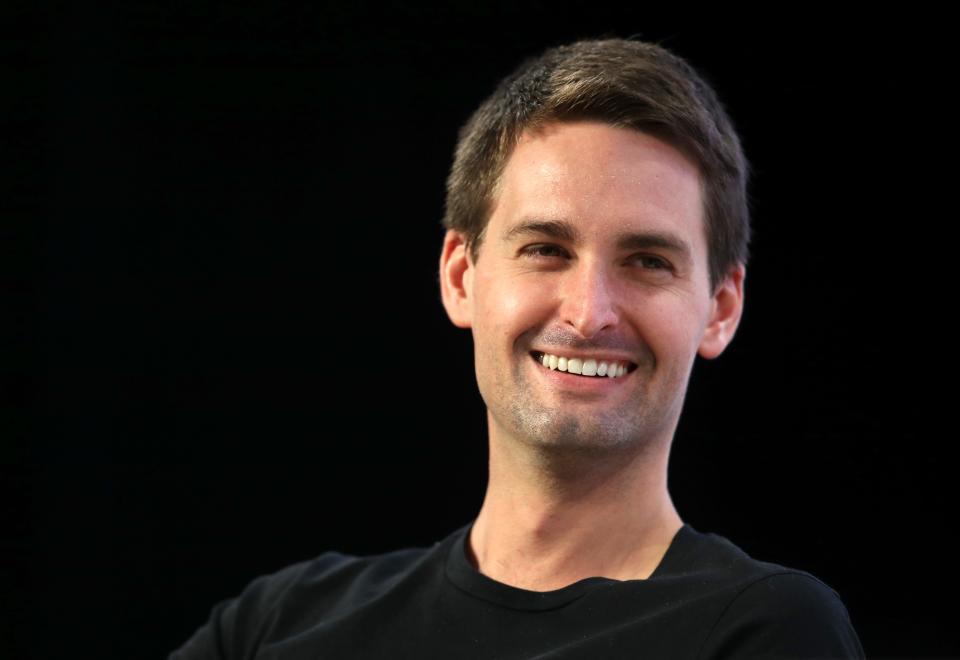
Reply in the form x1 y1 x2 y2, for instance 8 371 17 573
494 365 656 460
507 398 652 456
476 338 676 466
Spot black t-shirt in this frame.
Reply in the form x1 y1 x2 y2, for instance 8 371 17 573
171 522 863 659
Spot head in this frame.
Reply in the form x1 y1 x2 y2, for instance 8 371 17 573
441 38 750 294
438 38 748 460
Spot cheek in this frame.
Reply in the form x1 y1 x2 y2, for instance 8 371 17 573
475 273 547 343
643 300 705 362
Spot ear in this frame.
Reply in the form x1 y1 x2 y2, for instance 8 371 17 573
698 263 746 360
439 229 474 329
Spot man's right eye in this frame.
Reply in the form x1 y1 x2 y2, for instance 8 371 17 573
521 244 568 258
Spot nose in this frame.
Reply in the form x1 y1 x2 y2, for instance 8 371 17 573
558 259 621 340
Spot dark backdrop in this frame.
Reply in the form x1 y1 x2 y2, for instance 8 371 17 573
5 4 954 658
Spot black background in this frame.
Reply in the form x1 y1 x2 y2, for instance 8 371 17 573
5 3 954 658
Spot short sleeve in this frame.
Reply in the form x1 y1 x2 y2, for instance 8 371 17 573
698 572 864 659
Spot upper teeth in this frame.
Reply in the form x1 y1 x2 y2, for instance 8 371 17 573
537 353 629 378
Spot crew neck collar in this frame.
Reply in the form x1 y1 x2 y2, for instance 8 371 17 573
443 521 693 612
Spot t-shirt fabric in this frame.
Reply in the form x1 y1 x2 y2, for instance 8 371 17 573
171 521 864 659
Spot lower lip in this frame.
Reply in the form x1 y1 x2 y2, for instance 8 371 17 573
529 354 631 392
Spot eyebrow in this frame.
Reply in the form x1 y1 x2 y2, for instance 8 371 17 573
502 218 693 266
502 219 579 244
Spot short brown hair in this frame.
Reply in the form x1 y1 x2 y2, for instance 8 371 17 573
441 38 751 292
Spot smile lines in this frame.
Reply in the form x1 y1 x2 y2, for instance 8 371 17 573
531 351 633 378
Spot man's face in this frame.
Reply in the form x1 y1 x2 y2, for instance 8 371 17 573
440 120 744 456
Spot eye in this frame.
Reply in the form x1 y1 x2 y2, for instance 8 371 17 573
520 244 570 259
632 254 673 271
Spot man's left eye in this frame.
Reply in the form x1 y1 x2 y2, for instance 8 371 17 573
634 255 671 270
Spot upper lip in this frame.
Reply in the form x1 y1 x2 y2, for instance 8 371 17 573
531 349 637 366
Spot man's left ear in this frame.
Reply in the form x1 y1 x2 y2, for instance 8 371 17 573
698 264 746 360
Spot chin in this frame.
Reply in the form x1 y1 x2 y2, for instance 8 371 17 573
508 408 657 458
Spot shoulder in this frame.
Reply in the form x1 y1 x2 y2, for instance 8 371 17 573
678 528 864 659
699 572 863 659
170 544 435 660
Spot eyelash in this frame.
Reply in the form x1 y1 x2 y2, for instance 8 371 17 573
520 244 672 271
523 244 568 259
633 255 672 271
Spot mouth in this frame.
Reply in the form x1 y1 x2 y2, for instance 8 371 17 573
530 351 637 379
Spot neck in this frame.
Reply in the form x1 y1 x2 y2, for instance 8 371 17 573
467 417 683 592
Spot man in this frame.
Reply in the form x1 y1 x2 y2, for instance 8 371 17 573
172 38 863 659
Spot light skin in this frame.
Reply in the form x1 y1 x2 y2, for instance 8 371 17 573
439 120 745 592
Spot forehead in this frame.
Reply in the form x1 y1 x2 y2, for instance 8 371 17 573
490 121 705 251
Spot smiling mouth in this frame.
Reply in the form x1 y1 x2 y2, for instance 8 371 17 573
530 351 637 379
